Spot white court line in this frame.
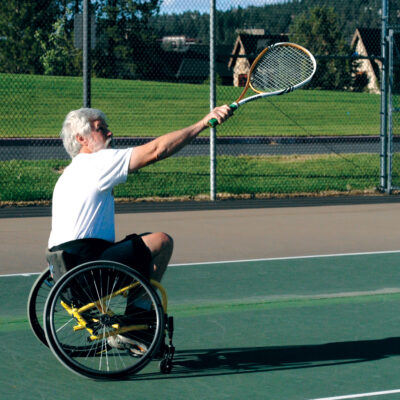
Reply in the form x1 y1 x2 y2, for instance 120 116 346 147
2 249 400 278
0 272 41 278
169 249 400 267
309 388 400 400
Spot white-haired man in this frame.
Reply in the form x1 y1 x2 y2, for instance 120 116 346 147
47 105 232 353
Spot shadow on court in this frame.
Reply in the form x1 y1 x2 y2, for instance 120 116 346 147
134 337 400 380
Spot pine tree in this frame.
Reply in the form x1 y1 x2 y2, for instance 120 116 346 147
289 6 355 90
0 1 60 73
93 0 162 79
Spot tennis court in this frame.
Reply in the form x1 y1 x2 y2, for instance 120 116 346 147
2 199 400 399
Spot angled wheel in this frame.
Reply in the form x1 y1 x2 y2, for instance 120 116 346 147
27 268 54 347
43 261 165 379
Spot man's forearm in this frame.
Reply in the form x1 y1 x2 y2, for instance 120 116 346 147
154 120 206 161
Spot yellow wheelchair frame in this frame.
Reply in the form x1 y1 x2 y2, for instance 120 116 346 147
60 279 168 342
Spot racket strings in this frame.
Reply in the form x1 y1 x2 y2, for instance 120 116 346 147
250 46 314 93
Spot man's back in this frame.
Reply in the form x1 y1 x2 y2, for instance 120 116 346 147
48 148 132 248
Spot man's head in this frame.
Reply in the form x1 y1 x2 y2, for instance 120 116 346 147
60 108 112 158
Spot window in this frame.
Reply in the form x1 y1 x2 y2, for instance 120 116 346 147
238 74 247 87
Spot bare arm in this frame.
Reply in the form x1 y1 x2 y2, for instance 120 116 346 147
128 105 232 172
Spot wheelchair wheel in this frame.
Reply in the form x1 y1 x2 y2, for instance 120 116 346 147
43 261 165 379
27 268 54 347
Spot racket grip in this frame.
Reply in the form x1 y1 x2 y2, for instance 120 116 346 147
207 103 238 128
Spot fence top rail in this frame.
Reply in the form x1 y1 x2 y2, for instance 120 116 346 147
220 53 383 60
0 136 384 147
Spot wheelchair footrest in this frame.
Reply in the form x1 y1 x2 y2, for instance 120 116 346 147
159 315 174 374
159 344 175 374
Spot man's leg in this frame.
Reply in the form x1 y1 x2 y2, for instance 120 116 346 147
124 232 172 314
140 232 173 282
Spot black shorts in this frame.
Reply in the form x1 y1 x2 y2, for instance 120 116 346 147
99 234 152 279
49 234 152 280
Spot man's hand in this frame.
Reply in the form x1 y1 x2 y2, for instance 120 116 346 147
202 104 233 128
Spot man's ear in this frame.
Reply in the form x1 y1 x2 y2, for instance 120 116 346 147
76 134 88 146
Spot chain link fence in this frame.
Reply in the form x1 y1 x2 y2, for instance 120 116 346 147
388 28 400 190
0 0 399 203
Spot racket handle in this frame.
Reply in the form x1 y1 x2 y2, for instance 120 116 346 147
207 103 238 128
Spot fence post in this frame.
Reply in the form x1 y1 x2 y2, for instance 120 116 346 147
380 0 389 192
209 0 216 201
387 29 394 192
83 0 91 108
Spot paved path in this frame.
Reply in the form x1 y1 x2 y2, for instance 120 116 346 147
2 197 400 275
0 137 385 160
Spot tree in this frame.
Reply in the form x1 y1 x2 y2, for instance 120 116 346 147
0 1 60 73
288 6 356 90
92 0 163 80
35 8 81 76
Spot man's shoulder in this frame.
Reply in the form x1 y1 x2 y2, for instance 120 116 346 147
96 148 132 158
68 148 133 178
72 149 122 163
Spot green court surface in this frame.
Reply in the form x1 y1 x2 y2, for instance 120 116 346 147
2 252 400 400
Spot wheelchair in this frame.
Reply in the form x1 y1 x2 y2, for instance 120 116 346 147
27 252 175 379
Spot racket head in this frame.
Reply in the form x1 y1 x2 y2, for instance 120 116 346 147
247 42 316 95
207 42 316 128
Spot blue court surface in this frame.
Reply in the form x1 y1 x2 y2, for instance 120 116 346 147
2 251 400 400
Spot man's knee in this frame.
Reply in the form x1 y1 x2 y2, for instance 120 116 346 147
141 232 173 257
161 232 173 253
155 233 173 264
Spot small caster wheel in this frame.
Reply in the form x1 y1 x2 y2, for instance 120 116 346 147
160 358 173 374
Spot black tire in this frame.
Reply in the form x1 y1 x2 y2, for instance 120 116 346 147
43 261 165 379
27 268 54 347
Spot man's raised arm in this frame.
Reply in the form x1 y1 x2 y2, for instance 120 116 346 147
128 105 232 173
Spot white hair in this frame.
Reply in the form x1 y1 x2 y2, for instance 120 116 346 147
60 108 107 158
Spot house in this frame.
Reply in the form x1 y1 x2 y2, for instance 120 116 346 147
176 44 232 84
161 42 233 84
351 28 382 93
229 33 289 87
160 36 197 52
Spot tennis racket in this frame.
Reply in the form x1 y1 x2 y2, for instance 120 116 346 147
208 42 317 127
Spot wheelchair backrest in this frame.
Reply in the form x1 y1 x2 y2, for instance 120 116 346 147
46 249 68 282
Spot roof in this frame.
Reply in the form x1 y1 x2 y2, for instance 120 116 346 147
239 33 289 54
352 28 381 57
352 27 400 58
168 44 232 79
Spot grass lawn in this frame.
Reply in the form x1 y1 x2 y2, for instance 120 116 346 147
0 73 381 138
0 153 381 203
0 74 386 202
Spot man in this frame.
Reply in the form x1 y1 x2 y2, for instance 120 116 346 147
47 105 232 353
